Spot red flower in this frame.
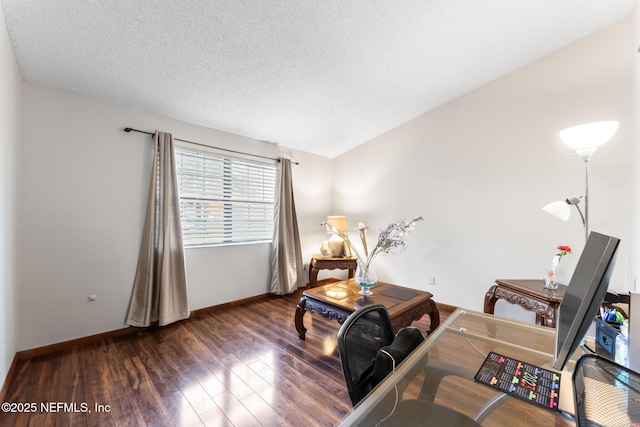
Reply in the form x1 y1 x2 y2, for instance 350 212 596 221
556 245 572 257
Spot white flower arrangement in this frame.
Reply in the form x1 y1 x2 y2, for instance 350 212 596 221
321 216 423 278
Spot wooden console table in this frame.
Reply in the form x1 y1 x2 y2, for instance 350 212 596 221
295 279 439 339
308 256 357 287
484 279 566 328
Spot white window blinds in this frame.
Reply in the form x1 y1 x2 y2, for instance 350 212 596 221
175 146 276 247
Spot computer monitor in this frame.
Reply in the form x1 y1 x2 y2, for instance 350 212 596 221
552 231 620 371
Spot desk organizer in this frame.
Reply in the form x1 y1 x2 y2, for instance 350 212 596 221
595 316 622 361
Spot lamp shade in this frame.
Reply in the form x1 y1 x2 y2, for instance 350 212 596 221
542 201 571 221
326 215 347 257
326 215 348 233
559 121 619 150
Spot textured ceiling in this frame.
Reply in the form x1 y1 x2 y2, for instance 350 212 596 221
2 1 635 158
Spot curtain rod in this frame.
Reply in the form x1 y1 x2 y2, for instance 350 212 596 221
123 127 298 164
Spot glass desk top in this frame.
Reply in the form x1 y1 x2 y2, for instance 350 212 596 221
338 309 578 426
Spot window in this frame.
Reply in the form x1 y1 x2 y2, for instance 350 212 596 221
174 145 276 247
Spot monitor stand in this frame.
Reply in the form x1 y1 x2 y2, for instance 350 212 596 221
558 370 575 416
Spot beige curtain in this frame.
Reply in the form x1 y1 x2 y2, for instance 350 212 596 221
271 158 304 295
126 131 189 327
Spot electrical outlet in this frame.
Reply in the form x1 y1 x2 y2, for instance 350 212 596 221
428 276 436 286
88 295 97 301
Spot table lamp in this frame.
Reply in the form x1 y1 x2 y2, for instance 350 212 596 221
326 215 348 257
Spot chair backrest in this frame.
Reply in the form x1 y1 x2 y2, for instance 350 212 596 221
371 326 425 386
337 304 395 406
573 354 640 426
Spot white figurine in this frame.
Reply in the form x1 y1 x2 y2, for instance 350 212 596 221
320 240 332 257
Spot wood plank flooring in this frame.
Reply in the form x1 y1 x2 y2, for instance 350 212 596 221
1 283 574 426
1 283 371 426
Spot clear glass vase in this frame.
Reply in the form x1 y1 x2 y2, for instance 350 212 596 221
355 262 377 296
544 255 561 290
544 268 558 290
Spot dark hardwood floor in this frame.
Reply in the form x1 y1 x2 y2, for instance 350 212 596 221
1 282 574 426
1 281 444 427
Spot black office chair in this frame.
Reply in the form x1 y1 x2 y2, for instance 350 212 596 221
573 354 640 426
337 304 481 426
337 304 397 406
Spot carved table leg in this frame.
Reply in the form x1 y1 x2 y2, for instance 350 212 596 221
484 285 499 337
543 305 558 328
295 296 308 339
309 267 320 288
427 302 440 335
484 285 499 315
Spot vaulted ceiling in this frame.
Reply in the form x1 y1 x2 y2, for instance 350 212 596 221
2 1 635 157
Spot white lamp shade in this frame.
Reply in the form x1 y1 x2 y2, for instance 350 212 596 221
559 121 619 150
542 201 571 221
326 215 348 233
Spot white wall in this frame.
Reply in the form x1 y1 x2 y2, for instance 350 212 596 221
16 85 331 351
0 1 20 388
10 9 638 353
333 18 632 321
630 2 640 293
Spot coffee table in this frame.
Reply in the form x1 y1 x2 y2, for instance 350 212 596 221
294 279 439 339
